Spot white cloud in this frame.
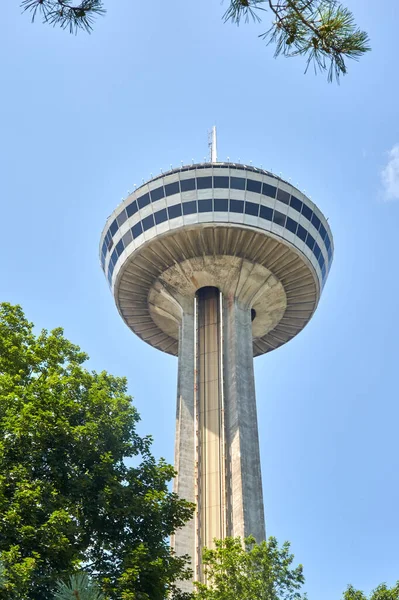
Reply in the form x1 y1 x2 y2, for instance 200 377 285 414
381 144 399 200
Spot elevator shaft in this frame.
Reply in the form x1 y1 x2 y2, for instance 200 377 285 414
196 287 225 561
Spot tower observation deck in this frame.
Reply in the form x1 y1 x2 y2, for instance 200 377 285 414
99 134 333 584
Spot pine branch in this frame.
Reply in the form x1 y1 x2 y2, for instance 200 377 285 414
223 0 370 81
20 0 370 81
54 572 105 600
223 0 267 24
20 0 106 33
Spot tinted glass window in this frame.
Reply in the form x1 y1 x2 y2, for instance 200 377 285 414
246 179 262 193
117 210 128 227
301 203 312 221
101 253 105 269
132 222 143 239
321 264 327 278
107 238 113 251
105 230 112 245
198 198 212 212
311 213 321 231
319 223 327 241
328 246 333 260
183 200 197 215
214 198 228 211
197 176 212 189
142 214 155 231
305 233 315 250
325 235 331 251
111 248 118 265
168 203 182 219
126 200 138 217
245 201 259 216
110 219 118 236
214 176 229 188
273 210 286 227
314 243 321 259
116 239 124 256
286 216 297 234
262 183 277 198
230 199 244 213
318 253 324 269
150 186 164 202
230 177 246 190
165 182 180 196
122 230 133 247
297 224 307 241
276 189 290 205
290 195 302 212
260 205 273 221
155 208 168 224
180 178 196 192
102 239 108 256
138 193 150 209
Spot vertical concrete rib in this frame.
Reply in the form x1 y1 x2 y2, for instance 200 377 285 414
223 295 266 542
172 301 196 584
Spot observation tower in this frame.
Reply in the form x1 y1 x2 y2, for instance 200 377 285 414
99 129 333 583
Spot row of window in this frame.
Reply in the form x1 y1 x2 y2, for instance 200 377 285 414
104 198 330 286
134 162 281 190
102 175 331 262
102 176 332 262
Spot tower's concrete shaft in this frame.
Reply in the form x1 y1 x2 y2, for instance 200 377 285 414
173 287 265 581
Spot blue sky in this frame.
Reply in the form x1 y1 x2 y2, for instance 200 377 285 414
1 0 399 597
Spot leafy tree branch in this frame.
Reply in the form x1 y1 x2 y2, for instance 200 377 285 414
343 582 399 600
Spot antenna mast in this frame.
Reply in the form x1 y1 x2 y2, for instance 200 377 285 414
208 126 218 163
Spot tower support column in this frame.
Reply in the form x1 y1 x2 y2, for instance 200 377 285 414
172 302 196 574
223 295 266 542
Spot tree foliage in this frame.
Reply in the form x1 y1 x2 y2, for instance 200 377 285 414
343 582 399 600
54 572 105 600
0 303 194 600
20 0 369 81
21 0 105 33
193 536 306 600
225 0 370 81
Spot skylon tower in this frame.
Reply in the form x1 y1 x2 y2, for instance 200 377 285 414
99 129 333 582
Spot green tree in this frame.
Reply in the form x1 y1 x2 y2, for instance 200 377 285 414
343 582 399 600
0 302 193 600
193 536 306 600
20 0 370 81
